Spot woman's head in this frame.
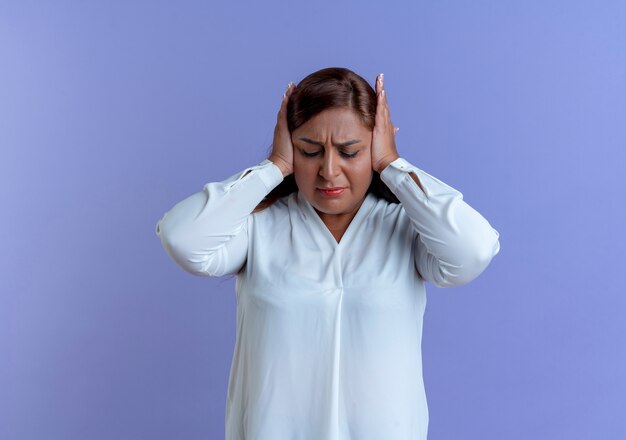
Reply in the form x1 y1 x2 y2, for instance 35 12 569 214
286 67 377 133
253 67 399 214
288 68 380 220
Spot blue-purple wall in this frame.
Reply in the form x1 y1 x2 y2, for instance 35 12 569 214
2 1 625 438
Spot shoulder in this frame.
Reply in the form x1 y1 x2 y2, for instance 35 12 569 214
251 193 293 223
369 192 404 219
366 193 416 239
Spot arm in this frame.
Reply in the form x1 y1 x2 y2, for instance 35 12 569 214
380 157 501 288
155 159 284 277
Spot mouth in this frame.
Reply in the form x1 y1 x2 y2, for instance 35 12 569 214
318 187 345 197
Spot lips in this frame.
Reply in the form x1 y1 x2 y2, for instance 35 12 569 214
319 187 344 191
318 187 345 197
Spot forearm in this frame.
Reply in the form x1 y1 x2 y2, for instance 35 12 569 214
380 157 500 287
155 159 284 275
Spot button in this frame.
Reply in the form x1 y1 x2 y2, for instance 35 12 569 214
392 157 410 170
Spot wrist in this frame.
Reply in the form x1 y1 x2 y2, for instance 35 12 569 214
268 156 291 177
375 154 400 173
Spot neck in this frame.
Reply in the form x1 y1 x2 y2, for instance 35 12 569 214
314 197 365 234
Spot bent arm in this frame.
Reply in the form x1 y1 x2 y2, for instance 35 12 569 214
380 157 501 288
155 159 284 277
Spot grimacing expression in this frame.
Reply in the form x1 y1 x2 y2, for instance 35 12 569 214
291 107 373 218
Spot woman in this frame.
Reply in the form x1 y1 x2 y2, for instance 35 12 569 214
155 67 500 440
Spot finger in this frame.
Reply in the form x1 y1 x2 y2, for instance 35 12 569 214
275 101 281 119
382 89 391 116
278 84 292 119
281 82 294 100
376 91 386 124
282 83 297 106
377 77 386 104
377 87 387 110
378 92 389 122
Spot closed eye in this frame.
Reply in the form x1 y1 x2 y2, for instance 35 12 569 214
303 150 358 158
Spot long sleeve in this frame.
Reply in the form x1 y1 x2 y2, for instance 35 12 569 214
155 159 284 277
379 157 500 288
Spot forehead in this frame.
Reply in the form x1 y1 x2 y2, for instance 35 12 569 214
295 107 371 137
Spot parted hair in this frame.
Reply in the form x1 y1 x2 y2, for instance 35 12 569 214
252 67 400 214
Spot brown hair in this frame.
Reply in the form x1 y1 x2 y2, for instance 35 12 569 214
252 67 399 214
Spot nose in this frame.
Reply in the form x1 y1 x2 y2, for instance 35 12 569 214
319 149 341 180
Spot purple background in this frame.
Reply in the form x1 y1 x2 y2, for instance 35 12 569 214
2 1 625 439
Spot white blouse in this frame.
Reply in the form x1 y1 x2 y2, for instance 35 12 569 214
155 157 500 440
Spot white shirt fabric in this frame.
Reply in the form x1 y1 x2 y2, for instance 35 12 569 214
155 157 501 440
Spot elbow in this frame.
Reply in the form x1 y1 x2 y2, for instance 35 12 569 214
435 227 500 288
155 214 178 247
159 234 219 277
472 226 500 271
155 217 214 277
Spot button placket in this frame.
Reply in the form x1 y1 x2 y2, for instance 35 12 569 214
333 247 344 291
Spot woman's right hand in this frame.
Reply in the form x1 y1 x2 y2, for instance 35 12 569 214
268 82 296 177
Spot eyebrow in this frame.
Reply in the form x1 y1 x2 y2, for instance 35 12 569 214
298 137 361 148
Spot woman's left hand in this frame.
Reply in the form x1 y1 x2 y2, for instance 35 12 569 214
371 73 401 173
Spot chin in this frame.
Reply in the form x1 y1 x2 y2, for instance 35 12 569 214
312 198 357 215
314 203 344 213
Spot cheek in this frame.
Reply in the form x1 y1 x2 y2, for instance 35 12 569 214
292 165 314 192
355 156 373 179
292 157 308 176
352 150 372 172
355 164 374 188
292 153 303 170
